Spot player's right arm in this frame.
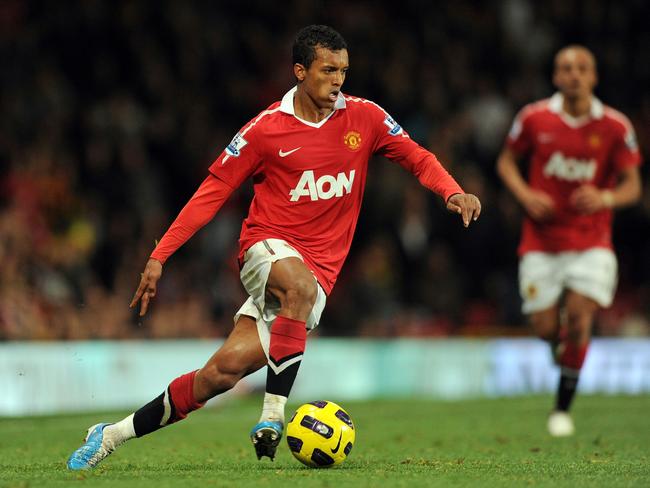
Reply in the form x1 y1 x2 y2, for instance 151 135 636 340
130 174 236 316
130 117 266 316
497 146 555 221
497 107 555 221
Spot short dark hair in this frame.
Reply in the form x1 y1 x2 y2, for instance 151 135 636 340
292 25 347 69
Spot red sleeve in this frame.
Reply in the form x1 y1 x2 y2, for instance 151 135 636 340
399 146 464 201
208 122 264 188
506 105 534 156
208 136 262 188
150 174 235 264
151 110 268 264
372 107 464 201
611 117 642 171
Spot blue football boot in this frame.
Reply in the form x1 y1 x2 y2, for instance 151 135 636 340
67 423 114 470
250 420 283 460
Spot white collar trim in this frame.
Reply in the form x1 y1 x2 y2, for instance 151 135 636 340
548 92 604 127
279 86 346 128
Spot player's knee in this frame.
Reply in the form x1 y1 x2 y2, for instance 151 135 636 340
197 366 238 397
284 277 317 311
565 297 597 337
200 350 250 395
566 308 587 326
536 329 557 343
565 309 593 342
529 314 557 342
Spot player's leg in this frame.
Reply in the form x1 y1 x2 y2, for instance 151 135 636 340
262 256 315 412
249 256 317 459
519 251 565 353
129 315 266 435
527 303 571 434
238 239 326 460
546 291 597 437
547 248 617 436
528 305 562 344
551 291 597 411
193 315 267 401
518 251 575 436
67 315 265 470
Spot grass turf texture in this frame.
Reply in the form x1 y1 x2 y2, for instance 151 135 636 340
1 395 648 487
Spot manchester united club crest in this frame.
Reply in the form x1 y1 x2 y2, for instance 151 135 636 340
344 131 362 151
588 133 601 148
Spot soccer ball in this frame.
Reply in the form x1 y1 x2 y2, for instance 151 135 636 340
286 400 355 468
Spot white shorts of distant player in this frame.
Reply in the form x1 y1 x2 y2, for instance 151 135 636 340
519 248 618 314
234 238 327 359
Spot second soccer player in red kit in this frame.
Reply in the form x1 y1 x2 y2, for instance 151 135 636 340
67 25 481 469
497 45 642 437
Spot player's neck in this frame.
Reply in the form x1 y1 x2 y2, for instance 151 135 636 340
293 90 334 123
562 95 592 118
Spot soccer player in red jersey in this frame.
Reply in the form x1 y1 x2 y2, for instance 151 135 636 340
497 45 642 436
67 25 481 469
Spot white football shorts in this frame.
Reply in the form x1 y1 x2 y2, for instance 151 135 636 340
234 238 327 359
519 248 618 314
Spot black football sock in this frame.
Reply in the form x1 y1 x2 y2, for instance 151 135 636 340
133 370 205 437
555 342 589 412
555 368 579 412
266 316 307 398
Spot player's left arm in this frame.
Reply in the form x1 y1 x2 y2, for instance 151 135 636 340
391 144 481 227
571 118 642 214
570 165 642 214
371 108 481 227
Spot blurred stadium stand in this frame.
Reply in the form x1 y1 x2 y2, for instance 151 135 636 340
1 0 649 340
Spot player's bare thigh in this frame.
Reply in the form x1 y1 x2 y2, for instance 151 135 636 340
193 315 267 402
265 256 317 321
528 304 561 341
564 290 599 344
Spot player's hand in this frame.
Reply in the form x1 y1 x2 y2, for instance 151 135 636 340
570 185 611 214
130 258 163 317
446 193 481 227
522 189 555 221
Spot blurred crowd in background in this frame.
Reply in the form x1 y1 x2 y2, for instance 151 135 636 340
1 0 649 341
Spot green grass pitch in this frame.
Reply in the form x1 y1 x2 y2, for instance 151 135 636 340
1 395 649 487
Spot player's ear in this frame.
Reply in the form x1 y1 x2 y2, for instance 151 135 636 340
294 63 306 83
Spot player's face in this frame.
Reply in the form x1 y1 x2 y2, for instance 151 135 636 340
296 47 349 110
553 48 597 101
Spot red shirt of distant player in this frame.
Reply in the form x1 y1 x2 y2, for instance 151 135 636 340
152 88 463 294
507 93 641 255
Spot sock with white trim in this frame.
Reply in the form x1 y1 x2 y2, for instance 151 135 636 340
555 342 589 412
263 316 306 423
132 370 205 437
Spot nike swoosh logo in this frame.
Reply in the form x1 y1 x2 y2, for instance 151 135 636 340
330 432 342 453
278 147 302 157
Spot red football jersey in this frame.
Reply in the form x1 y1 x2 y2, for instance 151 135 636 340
205 88 463 293
507 93 641 255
